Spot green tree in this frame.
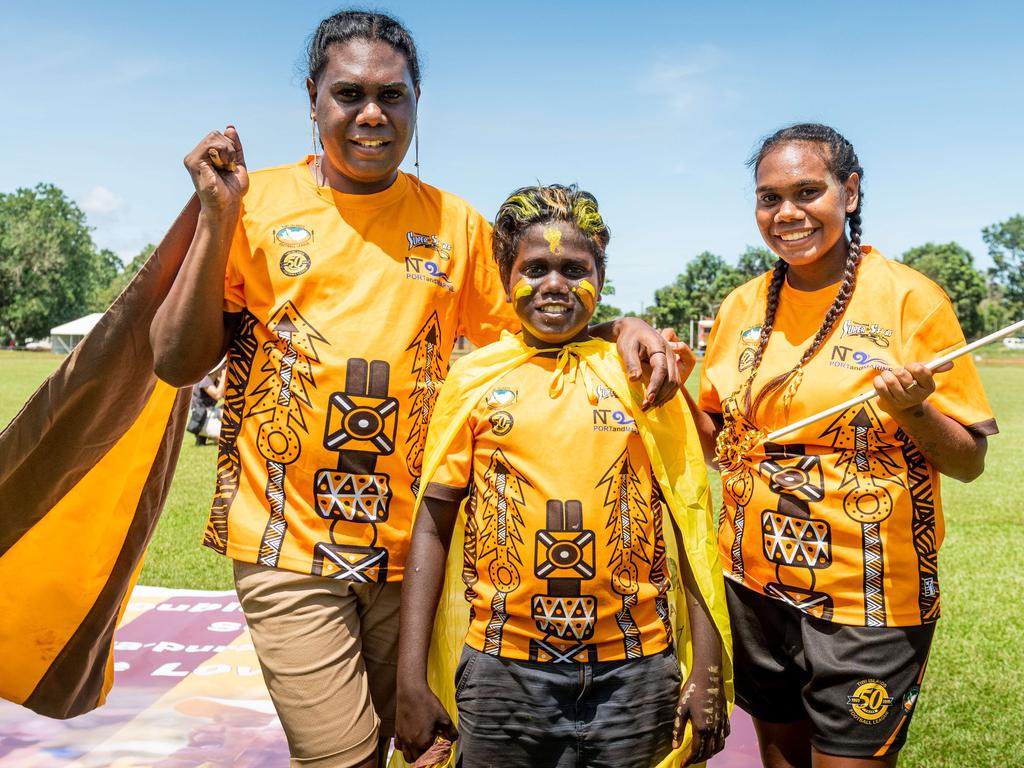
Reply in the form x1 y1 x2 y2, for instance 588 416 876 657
983 214 1024 314
0 184 107 343
736 246 776 281
648 251 742 331
977 274 1014 335
592 276 622 324
92 243 156 310
900 242 986 339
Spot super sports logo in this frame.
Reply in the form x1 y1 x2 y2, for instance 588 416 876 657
841 319 893 348
405 231 453 291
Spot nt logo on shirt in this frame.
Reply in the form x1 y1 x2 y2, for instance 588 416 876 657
405 255 453 291
592 408 637 433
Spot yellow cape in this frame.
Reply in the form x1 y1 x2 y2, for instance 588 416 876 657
391 332 733 768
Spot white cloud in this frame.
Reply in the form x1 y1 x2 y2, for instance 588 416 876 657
640 45 727 115
80 186 124 215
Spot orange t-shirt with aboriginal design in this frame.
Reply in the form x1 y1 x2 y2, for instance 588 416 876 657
699 247 998 627
203 159 516 583
425 351 674 663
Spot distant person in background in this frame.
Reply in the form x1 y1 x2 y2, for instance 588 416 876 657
187 363 226 446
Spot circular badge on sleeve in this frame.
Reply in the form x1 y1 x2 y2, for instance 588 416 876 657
280 250 311 277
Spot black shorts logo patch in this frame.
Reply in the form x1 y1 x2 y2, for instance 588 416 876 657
489 410 514 436
280 250 311 276
903 685 920 713
847 679 894 724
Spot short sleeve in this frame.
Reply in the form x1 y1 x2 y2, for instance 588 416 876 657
698 314 726 415
456 212 518 347
903 294 998 436
223 215 251 313
423 405 475 501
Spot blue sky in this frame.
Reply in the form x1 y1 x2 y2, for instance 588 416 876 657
1 1 1021 313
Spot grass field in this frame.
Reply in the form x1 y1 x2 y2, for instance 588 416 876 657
2 350 1021 766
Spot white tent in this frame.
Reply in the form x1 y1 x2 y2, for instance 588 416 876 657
50 313 103 354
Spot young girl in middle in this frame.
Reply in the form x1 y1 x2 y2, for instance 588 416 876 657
394 184 732 768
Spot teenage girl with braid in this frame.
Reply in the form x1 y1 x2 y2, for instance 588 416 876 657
691 123 999 767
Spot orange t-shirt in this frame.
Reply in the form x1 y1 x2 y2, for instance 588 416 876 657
203 160 516 582
699 247 997 627
425 350 673 663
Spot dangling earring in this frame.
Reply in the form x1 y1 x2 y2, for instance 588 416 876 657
310 113 322 187
413 119 421 189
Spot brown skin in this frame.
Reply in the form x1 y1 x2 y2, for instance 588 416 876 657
507 222 602 348
306 39 419 194
671 522 729 765
679 139 987 768
201 365 227 401
150 126 246 385
150 35 676 768
754 141 859 292
597 316 679 410
150 40 678 398
683 140 986 484
395 239 724 764
749 719 898 768
394 494 461 763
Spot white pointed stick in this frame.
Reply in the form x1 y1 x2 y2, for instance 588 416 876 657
764 318 1024 443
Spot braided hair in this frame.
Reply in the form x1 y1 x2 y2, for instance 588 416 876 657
742 123 864 417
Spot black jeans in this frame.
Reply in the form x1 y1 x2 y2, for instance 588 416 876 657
454 646 679 768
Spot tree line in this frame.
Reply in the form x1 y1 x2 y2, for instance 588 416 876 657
0 182 1020 345
0 184 155 345
645 221 1023 341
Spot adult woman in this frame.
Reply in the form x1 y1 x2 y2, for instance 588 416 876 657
150 11 677 767
693 124 998 767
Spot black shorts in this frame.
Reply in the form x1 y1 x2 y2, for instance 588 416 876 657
726 579 935 758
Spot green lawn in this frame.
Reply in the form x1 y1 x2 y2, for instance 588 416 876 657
1 351 232 590
2 351 1021 766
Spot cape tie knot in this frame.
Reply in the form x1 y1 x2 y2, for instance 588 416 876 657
549 347 600 405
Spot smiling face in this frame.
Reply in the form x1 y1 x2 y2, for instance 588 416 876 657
307 38 418 194
755 141 860 289
507 221 603 347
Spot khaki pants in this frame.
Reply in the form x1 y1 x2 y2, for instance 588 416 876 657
233 560 401 766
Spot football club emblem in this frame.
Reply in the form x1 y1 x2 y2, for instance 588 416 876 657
275 225 313 246
848 679 894 724
738 325 762 372
489 410 514 436
486 388 518 409
280 250 311 276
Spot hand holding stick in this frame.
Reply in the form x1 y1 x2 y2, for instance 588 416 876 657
764 318 1024 443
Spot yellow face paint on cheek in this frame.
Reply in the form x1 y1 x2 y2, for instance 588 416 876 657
543 226 562 255
512 278 534 303
573 279 597 313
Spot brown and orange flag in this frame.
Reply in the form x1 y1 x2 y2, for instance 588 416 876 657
0 198 200 718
